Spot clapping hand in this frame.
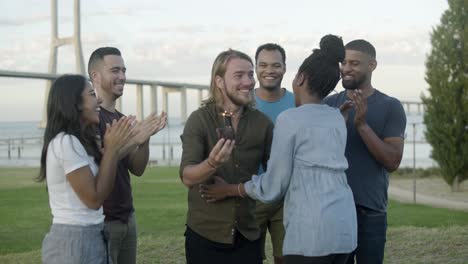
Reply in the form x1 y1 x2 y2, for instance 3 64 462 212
351 89 367 127
131 111 168 146
339 100 354 122
103 115 137 158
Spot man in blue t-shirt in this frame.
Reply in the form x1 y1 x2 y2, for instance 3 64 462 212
323 39 406 264
254 43 295 264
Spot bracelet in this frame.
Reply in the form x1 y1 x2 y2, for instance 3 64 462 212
206 159 217 169
238 183 245 198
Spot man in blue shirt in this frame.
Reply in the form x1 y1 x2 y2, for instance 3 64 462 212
254 43 295 264
323 39 406 264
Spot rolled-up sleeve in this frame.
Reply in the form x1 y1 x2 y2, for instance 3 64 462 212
179 112 206 178
244 113 295 203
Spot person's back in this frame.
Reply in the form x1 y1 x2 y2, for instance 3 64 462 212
273 104 355 256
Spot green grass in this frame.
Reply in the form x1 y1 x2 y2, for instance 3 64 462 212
387 199 468 227
1 167 468 263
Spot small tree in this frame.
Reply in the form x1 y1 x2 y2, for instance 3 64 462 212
422 0 467 191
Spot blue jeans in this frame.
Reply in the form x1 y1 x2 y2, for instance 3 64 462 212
346 205 387 264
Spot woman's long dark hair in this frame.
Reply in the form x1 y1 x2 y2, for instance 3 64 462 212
37 75 102 182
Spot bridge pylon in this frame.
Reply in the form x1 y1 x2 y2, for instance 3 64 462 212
40 0 85 128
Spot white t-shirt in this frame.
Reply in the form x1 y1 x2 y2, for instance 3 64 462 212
46 132 104 225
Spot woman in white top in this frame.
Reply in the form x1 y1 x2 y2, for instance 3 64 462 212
37 74 135 264
201 35 357 264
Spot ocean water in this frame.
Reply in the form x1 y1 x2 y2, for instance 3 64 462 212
402 114 437 168
0 114 436 168
0 119 185 167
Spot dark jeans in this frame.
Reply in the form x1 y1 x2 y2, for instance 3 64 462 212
284 254 349 264
346 205 387 264
104 213 137 264
185 226 262 264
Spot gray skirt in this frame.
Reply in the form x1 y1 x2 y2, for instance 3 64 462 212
42 223 111 264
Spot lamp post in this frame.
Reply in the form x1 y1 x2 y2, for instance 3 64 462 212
412 122 417 203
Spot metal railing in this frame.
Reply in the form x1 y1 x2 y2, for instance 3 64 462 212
0 137 42 160
0 136 181 165
0 69 209 166
1 69 429 167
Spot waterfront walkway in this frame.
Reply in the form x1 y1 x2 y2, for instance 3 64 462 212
389 181 468 212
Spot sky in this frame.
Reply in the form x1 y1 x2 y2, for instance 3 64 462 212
0 0 449 122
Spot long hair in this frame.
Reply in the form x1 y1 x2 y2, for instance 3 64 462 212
202 49 254 107
37 75 102 182
298 35 345 99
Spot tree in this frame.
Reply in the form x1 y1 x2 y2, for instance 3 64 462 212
422 0 467 191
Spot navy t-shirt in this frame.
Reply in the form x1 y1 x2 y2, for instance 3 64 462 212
323 89 406 212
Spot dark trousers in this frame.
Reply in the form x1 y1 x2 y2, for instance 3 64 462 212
185 227 262 264
346 205 387 264
284 254 349 264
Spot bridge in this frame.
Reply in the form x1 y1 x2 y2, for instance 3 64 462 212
0 69 430 167
0 69 425 128
0 0 433 168
401 101 425 115
1 0 426 125
0 69 207 127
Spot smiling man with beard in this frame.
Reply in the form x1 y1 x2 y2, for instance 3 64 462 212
323 40 406 264
88 47 167 264
180 49 273 264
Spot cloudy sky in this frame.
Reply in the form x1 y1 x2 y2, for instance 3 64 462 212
0 0 448 122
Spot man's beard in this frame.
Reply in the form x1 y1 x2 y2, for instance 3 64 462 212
104 81 124 99
342 74 366 90
225 86 251 106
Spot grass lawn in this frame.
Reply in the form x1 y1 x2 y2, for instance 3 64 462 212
0 167 467 263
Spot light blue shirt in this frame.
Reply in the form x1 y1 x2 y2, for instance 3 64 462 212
255 88 295 174
255 88 295 124
244 104 357 257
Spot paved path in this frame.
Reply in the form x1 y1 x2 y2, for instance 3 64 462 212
388 185 468 212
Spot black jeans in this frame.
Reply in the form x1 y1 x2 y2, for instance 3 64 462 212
346 205 387 264
284 254 349 264
184 226 262 264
